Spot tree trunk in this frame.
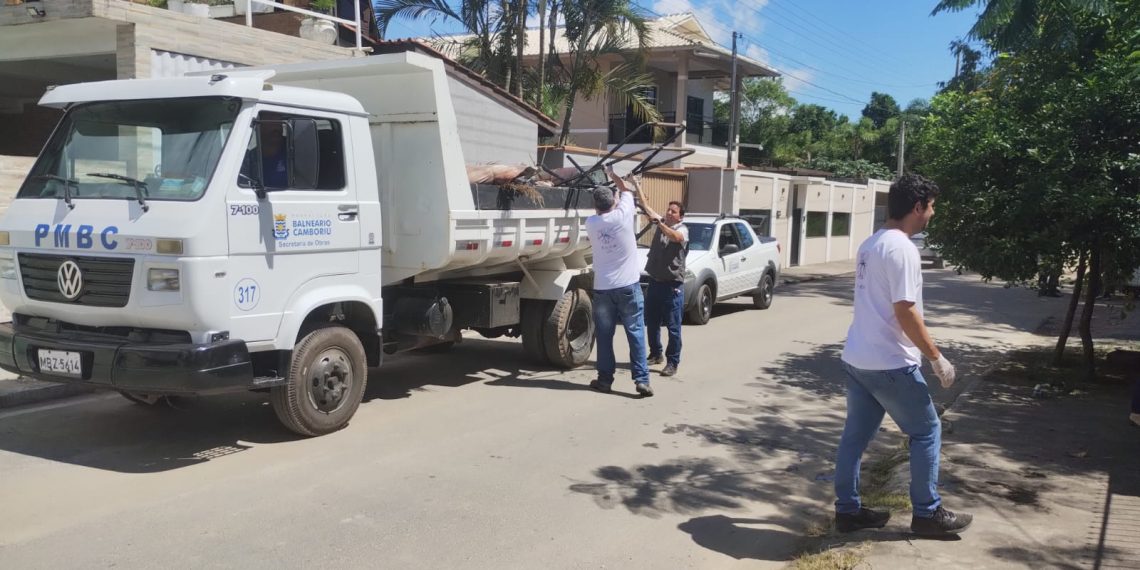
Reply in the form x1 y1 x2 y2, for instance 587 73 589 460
537 0 546 110
1052 251 1086 366
557 19 590 146
515 0 526 98
1078 244 1102 381
548 0 559 67
500 0 512 90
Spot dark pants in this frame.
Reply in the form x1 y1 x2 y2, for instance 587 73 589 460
645 280 684 367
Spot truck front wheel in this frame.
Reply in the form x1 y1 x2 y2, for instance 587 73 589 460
271 326 368 437
543 289 594 368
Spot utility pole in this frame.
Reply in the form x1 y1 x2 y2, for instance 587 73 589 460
897 120 907 178
726 31 742 169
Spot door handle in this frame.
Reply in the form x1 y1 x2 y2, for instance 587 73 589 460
741 257 747 262
338 204 359 221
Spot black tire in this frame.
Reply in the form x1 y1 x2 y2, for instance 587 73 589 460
271 326 368 437
521 299 553 364
686 282 714 325
752 272 775 310
543 289 595 368
120 392 182 408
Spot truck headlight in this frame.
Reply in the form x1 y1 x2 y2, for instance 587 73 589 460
0 258 16 280
147 268 180 291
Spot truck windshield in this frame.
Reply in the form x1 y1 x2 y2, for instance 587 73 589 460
19 97 241 203
685 223 715 251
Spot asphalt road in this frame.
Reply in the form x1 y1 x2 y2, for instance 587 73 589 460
0 270 1066 569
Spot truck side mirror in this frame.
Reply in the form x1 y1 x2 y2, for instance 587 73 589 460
289 118 320 190
719 243 740 256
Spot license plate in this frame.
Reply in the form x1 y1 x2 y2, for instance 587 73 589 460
37 349 82 378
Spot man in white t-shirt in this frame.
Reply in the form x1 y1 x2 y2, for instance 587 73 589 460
584 166 652 397
833 174 973 537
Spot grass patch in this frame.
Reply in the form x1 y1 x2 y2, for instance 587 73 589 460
790 542 870 570
985 343 1134 388
860 447 912 512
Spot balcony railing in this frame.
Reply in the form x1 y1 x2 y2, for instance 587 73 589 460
607 111 676 144
608 110 730 148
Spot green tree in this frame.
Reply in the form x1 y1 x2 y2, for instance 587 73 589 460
861 91 900 129
932 0 1116 52
556 0 654 145
919 0 1140 378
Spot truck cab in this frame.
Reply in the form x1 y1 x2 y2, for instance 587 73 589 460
0 53 597 435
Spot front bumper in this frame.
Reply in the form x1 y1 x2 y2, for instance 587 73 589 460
0 319 255 396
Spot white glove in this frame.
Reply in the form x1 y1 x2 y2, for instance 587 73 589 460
930 354 956 388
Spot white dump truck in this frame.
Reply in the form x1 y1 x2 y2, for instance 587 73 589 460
0 52 603 435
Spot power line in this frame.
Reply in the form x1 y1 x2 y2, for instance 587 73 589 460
765 0 924 72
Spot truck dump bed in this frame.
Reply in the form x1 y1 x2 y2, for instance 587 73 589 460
246 52 594 286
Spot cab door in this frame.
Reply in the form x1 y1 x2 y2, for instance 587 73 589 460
224 108 360 342
715 223 746 297
732 222 766 294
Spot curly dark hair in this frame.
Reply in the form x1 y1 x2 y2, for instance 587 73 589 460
887 174 941 220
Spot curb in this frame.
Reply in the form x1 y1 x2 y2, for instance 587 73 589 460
782 271 856 286
0 377 96 410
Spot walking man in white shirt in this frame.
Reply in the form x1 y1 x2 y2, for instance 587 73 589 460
585 166 653 397
833 174 973 536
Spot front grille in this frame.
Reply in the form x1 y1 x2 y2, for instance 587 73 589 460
18 253 134 308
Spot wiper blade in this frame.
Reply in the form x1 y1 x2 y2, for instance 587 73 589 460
86 172 150 212
32 174 79 210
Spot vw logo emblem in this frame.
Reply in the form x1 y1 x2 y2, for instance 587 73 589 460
57 260 84 301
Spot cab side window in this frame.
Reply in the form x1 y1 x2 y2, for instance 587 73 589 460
239 112 345 191
734 222 754 249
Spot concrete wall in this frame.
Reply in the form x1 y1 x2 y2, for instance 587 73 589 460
448 76 538 165
683 168 891 267
686 168 728 214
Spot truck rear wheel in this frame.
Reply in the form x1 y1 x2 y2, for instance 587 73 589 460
520 299 553 364
271 326 368 437
543 289 594 368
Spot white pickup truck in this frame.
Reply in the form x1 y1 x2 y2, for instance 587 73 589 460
639 214 781 325
0 52 601 435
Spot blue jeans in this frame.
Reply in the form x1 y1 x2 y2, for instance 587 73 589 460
593 284 649 386
835 362 942 518
645 280 684 367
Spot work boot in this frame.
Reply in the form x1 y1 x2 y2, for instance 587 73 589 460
589 380 612 394
647 354 664 365
835 507 891 533
661 363 678 377
911 506 973 536
635 382 654 397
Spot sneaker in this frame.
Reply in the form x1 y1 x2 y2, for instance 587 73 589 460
835 507 891 533
589 380 612 394
635 382 654 397
647 355 664 365
1129 413 1140 428
911 507 973 536
661 363 677 377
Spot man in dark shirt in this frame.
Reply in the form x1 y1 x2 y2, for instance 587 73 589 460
642 197 688 377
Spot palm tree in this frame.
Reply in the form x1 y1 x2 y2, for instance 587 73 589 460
932 0 1113 52
556 0 654 145
375 0 513 87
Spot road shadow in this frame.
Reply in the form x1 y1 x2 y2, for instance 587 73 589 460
0 392 297 473
0 336 576 474
676 515 803 561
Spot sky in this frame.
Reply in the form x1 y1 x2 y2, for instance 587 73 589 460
380 0 983 120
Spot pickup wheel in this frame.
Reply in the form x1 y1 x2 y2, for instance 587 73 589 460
686 282 714 325
752 273 775 310
543 289 595 369
271 326 368 437
521 299 553 364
